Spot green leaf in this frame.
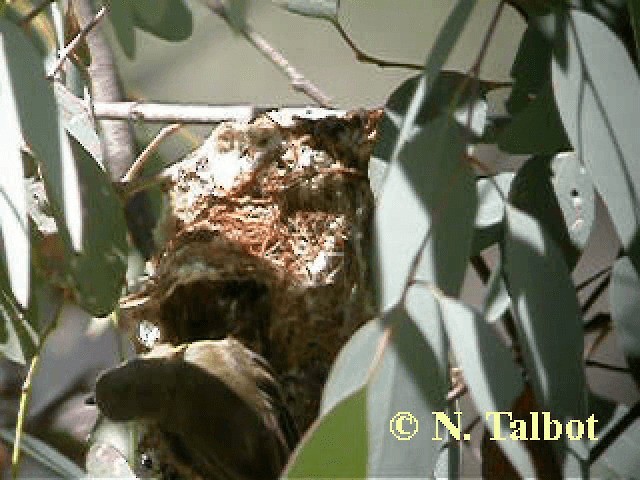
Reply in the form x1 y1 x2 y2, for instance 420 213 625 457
284 388 367 478
552 9 640 272
497 82 571 154
589 395 640 478
437 295 534 479
0 428 85 478
54 83 103 165
393 0 476 158
0 28 30 308
109 0 135 58
374 116 476 310
273 0 340 22
132 0 193 41
63 137 127 315
367 293 448 478
320 318 383 414
0 19 83 254
0 288 38 365
502 204 588 475
482 258 510 323
508 152 595 269
610 256 640 386
471 173 514 254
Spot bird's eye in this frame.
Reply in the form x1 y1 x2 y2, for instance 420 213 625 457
140 452 153 470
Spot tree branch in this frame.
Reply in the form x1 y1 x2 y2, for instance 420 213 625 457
201 0 333 107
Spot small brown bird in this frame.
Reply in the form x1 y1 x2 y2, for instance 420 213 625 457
95 338 298 480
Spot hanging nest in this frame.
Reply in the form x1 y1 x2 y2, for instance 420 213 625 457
120 108 382 432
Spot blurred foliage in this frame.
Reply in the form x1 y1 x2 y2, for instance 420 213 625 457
1 0 640 478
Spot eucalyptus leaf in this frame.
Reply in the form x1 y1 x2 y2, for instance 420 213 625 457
0 19 83 254
132 0 193 41
610 256 640 386
374 116 475 310
284 388 367 478
0 428 85 478
508 152 594 269
471 173 514 254
273 0 340 22
63 137 127 315
108 0 135 58
553 9 640 271
629 0 640 60
503 204 588 475
437 295 534 479
0 288 38 365
482 258 510 323
0 28 29 308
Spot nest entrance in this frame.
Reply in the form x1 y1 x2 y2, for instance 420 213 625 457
159 278 271 354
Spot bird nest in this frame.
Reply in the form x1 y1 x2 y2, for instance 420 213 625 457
120 108 382 431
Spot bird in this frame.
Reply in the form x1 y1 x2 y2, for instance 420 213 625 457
95 338 298 480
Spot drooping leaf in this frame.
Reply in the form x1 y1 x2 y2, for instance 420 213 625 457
132 0 193 41
392 0 476 159
502 204 588 475
108 0 135 58
482 258 510 323
367 292 448 478
610 256 640 386
374 116 476 310
437 295 534 479
471 173 514 254
629 0 640 60
509 152 595 269
0 19 83 253
284 388 367 478
553 9 640 272
273 0 340 22
63 137 128 315
589 395 640 478
0 24 30 308
0 428 85 478
54 83 103 165
0 288 38 365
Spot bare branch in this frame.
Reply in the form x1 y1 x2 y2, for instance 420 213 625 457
47 5 107 80
330 20 423 71
201 0 333 107
92 101 347 123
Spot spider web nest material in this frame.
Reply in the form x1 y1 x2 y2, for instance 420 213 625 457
120 108 382 432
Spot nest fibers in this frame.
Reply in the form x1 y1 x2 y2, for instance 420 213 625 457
121 108 381 431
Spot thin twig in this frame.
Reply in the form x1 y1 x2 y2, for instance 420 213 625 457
202 0 332 107
47 5 107 80
122 123 183 183
447 381 468 403
330 20 423 71
585 359 630 374
584 322 612 360
576 265 611 291
11 310 62 479
581 273 611 314
19 0 54 26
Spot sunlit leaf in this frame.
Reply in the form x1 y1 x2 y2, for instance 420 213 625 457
482 258 510 323
374 116 475 310
610 256 640 386
471 173 513 254
503 204 588 475
553 9 640 272
0 25 29 308
509 152 594 269
273 0 340 22
437 295 534 478
86 443 136 479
